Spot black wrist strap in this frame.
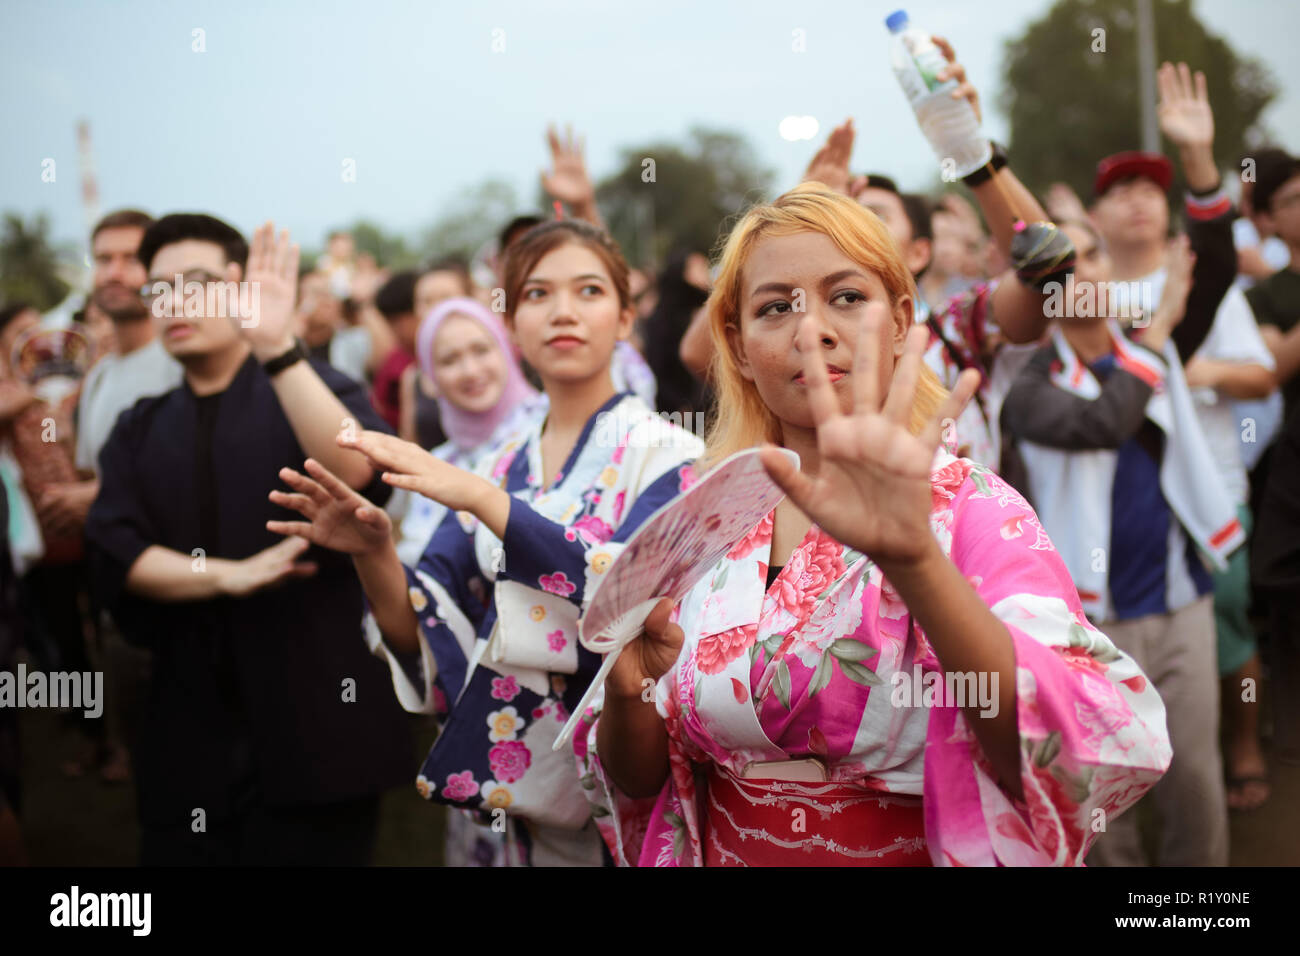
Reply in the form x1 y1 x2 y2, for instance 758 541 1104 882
262 340 307 376
961 142 1008 188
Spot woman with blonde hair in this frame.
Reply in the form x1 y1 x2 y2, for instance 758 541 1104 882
579 183 1173 866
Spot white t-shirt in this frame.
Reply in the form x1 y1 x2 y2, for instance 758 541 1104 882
1130 269 1275 504
329 325 371 384
1233 217 1291 291
75 339 183 471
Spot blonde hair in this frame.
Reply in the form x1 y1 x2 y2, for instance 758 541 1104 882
699 182 948 471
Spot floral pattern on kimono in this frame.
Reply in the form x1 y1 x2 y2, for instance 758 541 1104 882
363 391 703 862
577 451 1172 866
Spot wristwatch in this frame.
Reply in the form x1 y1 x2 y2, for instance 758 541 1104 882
261 339 307 376
961 141 1009 188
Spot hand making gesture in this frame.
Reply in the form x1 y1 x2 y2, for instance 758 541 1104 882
1157 61 1218 192
541 124 602 226
236 222 301 361
803 119 856 196
334 428 509 535
759 304 979 567
266 458 393 557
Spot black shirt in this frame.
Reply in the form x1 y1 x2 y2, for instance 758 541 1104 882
1247 267 1300 420
86 354 412 826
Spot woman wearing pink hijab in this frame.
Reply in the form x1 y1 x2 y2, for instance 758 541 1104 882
395 297 538 565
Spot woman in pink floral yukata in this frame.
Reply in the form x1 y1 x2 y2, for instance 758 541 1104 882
579 183 1173 866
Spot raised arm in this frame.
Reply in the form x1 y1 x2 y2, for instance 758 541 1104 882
541 124 604 229
925 37 1062 348
238 222 377 489
1157 62 1237 363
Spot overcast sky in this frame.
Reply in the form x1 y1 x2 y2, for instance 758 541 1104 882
3 0 1298 255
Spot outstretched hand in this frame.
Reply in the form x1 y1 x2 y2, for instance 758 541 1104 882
267 458 392 557
337 428 485 513
541 124 597 214
759 305 979 568
1157 61 1214 150
237 222 300 360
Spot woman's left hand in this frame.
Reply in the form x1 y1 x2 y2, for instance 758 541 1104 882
760 304 979 569
337 428 486 512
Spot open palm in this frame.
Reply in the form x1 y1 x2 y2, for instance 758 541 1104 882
267 458 392 556
541 124 595 207
237 221 300 351
1157 61 1213 149
761 305 978 566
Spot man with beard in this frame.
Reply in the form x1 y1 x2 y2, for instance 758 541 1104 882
39 210 180 783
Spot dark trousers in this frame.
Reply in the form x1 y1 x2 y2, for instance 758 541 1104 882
1270 598 1300 765
140 793 382 866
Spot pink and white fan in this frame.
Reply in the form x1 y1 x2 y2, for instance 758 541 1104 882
553 447 797 750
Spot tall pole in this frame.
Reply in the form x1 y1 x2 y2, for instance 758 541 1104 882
1137 0 1159 151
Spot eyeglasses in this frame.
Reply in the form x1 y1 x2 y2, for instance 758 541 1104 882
139 271 227 304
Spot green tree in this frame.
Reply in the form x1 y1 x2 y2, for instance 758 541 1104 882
1000 0 1277 200
339 219 416 270
593 127 775 267
0 212 72 311
418 178 519 264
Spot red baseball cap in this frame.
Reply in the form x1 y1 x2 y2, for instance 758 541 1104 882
1093 151 1173 198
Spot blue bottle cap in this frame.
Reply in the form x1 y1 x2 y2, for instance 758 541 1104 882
885 10 910 33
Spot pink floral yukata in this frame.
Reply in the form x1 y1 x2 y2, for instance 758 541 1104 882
576 451 1173 866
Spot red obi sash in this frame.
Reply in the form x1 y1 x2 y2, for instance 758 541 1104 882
702 764 931 867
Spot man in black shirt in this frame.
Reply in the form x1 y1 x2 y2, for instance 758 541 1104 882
1245 151 1300 421
86 214 411 865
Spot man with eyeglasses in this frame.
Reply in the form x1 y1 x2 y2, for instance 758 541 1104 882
84 212 411 865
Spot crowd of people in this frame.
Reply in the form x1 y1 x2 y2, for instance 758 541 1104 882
0 36 1297 867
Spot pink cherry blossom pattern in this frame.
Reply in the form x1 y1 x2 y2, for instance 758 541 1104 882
490 675 520 702
488 740 532 784
564 514 615 545
442 770 479 801
547 629 567 653
538 571 577 597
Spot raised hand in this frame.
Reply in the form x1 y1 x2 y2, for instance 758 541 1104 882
236 222 301 360
336 428 485 513
1143 234 1196 349
1046 182 1088 223
541 124 598 216
267 458 392 556
1157 62 1213 150
759 304 979 567
802 119 855 195
220 535 318 597
933 37 981 123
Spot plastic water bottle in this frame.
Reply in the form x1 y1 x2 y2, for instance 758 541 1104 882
886 10 992 179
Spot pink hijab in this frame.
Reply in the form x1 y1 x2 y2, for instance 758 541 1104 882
416 297 536 453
